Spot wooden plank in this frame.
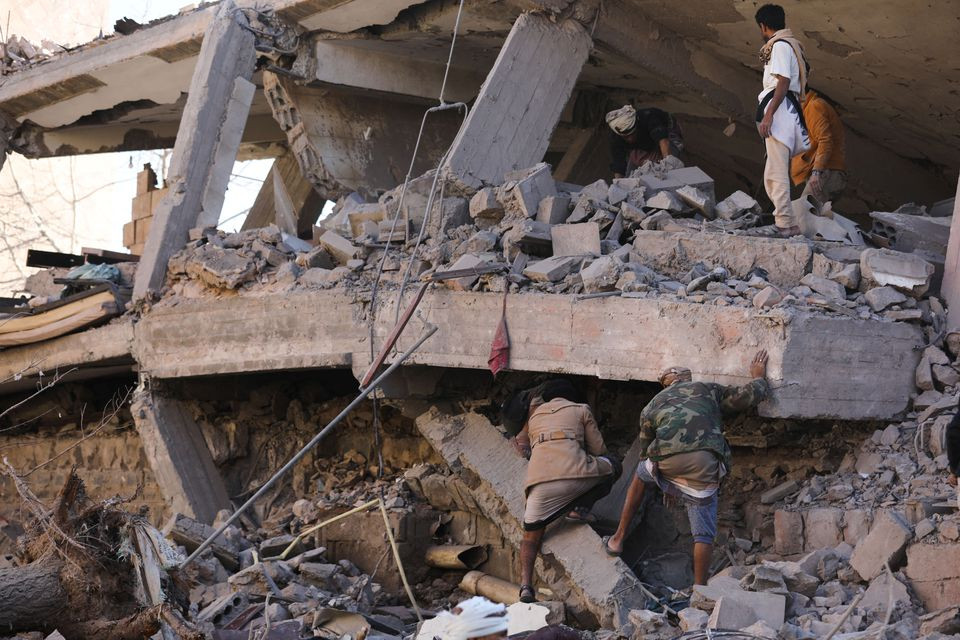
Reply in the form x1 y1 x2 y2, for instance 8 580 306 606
25 249 83 268
81 247 140 263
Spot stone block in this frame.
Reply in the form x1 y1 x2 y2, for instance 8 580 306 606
905 542 960 611
715 190 758 220
523 256 580 283
843 509 872 544
864 285 907 312
762 480 799 505
317 230 360 265
536 195 571 225
551 222 601 257
753 286 783 309
802 508 843 551
512 163 557 217
440 254 489 291
800 273 847 301
678 607 709 632
860 248 935 296
850 511 913 580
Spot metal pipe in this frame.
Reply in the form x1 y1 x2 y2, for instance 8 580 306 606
182 325 438 567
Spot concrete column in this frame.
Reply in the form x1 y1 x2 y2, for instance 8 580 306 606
131 389 230 524
133 0 256 298
442 13 593 189
241 150 325 235
941 175 960 329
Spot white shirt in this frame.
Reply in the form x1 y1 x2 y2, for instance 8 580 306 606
759 40 801 100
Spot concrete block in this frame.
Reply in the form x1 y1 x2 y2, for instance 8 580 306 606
692 579 785 629
122 221 135 248
753 286 783 309
551 223 601 257
632 231 813 289
860 248 935 296
905 542 960 611
861 572 911 612
716 191 758 220
441 254 488 291
864 286 907 312
512 163 557 218
442 13 592 189
708 597 758 630
537 195 571 225
800 274 847 301
646 190 683 212
803 508 842 551
568 180 609 223
580 256 623 293
843 509 872 544
667 166 715 197
850 511 913 580
679 607 709 632
470 187 503 221
523 256 580 283
318 230 360 265
620 202 647 224
640 210 673 230
676 185 715 219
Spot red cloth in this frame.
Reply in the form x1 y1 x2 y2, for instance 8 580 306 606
488 293 510 376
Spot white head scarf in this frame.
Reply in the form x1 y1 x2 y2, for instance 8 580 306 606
433 596 509 640
605 104 637 135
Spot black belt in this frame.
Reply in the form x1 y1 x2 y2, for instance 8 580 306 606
756 90 808 134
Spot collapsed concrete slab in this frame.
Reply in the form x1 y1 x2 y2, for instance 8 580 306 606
129 289 922 421
632 231 813 289
443 13 592 189
414 404 645 626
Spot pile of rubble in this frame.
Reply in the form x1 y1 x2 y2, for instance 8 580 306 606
160 160 944 332
0 35 63 73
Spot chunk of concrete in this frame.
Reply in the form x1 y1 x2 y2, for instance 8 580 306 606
318 230 360 265
620 202 647 224
803 508 843 551
470 187 504 221
632 231 813 289
762 480 799 505
861 572 910 612
580 256 623 293
692 578 785 630
551 222 601 256
512 163 557 218
679 607 709 631
646 190 683 212
667 166 715 197
708 596 758 630
716 190 758 220
523 256 580 283
640 210 673 230
860 248 935 296
568 179 609 223
800 273 847 301
753 286 783 309
905 542 960 611
676 185 715 219
864 285 907 312
919 606 960 636
536 195 571 225
440 254 489 291
850 511 913 580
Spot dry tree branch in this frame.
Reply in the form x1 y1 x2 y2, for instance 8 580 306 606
0 365 78 425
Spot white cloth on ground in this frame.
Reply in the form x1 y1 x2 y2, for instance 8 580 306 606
433 596 508 640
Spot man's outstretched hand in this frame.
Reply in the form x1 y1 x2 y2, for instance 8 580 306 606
750 350 769 379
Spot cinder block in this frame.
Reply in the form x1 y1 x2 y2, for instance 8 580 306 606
850 511 913 580
551 222 601 257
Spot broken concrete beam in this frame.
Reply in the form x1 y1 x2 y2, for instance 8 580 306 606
414 405 645 626
522 256 580 283
131 390 230 524
850 511 913 580
134 289 924 420
551 223 601 257
632 231 813 288
905 542 960 611
317 230 360 265
442 14 592 189
860 248 935 296
536 195 570 225
510 163 557 218
133 0 256 298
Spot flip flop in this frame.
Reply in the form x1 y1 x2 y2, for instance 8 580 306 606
601 535 622 557
519 584 536 603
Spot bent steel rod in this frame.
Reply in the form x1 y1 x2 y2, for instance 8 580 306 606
182 324 439 567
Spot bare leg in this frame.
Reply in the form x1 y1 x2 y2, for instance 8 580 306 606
607 473 647 554
693 542 713 585
520 528 545 592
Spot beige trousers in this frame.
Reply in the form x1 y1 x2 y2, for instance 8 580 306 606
764 137 796 228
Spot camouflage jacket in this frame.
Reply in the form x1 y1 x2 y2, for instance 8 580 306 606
637 379 769 470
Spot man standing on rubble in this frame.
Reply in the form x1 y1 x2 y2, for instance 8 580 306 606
946 412 960 509
602 351 770 586
791 89 847 205
753 4 811 238
606 104 685 178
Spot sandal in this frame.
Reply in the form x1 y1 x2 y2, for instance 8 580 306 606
519 584 536 603
745 224 802 238
565 506 598 524
601 535 622 557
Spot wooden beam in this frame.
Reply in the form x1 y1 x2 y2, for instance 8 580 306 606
133 1 256 298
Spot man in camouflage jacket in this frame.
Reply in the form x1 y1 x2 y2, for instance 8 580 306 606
603 351 769 585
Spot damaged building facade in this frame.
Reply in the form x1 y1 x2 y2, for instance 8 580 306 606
1 0 960 638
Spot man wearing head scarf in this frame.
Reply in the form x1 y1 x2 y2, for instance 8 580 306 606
603 351 770 586
606 105 684 178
